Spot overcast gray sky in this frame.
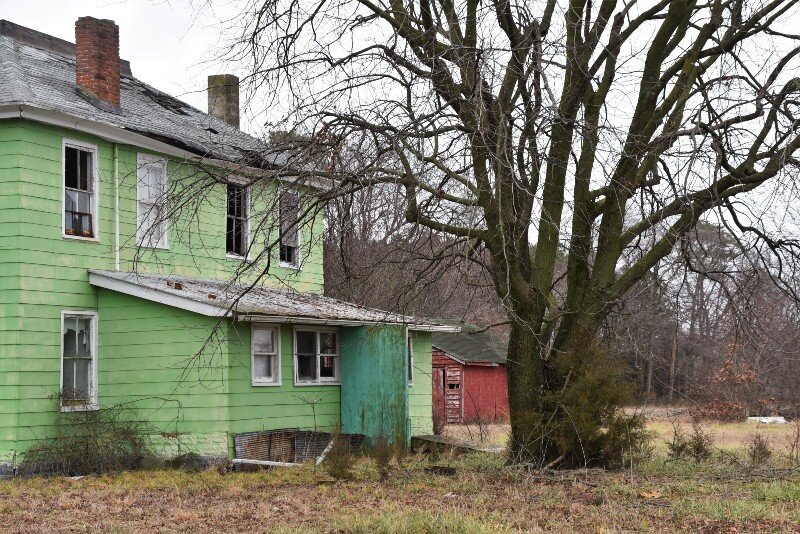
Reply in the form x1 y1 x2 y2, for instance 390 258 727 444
2 0 252 128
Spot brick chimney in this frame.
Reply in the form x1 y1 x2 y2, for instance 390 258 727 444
208 74 240 129
75 17 120 109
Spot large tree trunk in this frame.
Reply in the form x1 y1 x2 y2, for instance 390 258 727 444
505 306 634 467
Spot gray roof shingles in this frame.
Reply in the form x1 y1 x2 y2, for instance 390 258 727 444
432 329 507 365
0 25 281 166
89 270 453 329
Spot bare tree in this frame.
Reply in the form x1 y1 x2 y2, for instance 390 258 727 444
211 0 800 465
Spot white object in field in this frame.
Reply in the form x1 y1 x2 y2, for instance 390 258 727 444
747 416 788 424
230 458 300 467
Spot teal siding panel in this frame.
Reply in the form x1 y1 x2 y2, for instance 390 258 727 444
340 325 409 445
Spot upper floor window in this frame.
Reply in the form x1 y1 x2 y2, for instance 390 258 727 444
294 328 339 384
61 310 98 410
137 154 168 248
227 183 249 257
279 190 300 267
63 140 98 239
252 325 281 386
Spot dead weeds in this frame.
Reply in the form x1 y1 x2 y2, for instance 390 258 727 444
0 454 798 533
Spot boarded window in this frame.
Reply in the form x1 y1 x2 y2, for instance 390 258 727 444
137 155 167 248
252 325 280 385
279 191 300 266
62 313 97 407
227 184 248 256
64 145 96 238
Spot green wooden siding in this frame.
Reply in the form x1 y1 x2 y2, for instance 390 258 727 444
408 331 434 436
0 116 433 465
227 323 342 436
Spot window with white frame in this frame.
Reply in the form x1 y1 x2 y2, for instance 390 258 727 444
294 328 339 384
407 331 414 385
63 140 98 239
136 154 168 248
61 311 98 408
226 183 249 257
251 325 280 385
279 190 300 267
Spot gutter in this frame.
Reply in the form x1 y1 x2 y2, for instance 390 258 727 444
113 143 120 271
240 314 460 332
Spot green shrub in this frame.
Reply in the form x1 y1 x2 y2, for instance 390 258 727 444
519 344 652 469
667 421 713 462
323 425 356 480
747 432 772 466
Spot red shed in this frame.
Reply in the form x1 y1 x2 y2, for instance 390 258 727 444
432 330 509 424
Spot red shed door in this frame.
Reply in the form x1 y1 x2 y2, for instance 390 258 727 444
444 366 463 423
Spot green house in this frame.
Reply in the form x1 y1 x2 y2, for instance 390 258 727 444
0 18 453 474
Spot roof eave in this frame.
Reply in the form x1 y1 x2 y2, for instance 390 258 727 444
89 271 229 318
0 103 332 191
89 271 459 331
240 314 459 331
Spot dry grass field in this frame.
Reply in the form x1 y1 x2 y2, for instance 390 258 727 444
1 409 799 533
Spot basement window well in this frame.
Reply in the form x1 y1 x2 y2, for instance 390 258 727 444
63 140 99 239
294 328 339 384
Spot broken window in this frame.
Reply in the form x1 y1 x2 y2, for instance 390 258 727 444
279 190 300 267
295 329 338 384
252 325 280 385
61 312 97 408
64 142 97 238
226 183 248 257
136 154 168 248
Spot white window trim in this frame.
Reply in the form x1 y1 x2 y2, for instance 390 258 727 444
251 324 281 386
62 138 100 242
407 328 414 387
136 153 169 249
293 326 340 386
59 310 99 412
226 183 251 260
279 189 302 270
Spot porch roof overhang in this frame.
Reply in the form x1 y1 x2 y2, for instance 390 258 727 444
88 270 459 332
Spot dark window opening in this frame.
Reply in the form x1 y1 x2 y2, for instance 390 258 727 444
226 184 247 256
295 330 338 383
407 335 413 383
448 383 460 390
64 146 95 238
279 191 300 266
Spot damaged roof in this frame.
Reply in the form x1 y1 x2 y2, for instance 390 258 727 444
89 270 458 332
0 20 284 166
432 329 507 365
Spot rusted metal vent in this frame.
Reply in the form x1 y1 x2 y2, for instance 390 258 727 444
233 429 367 466
294 431 332 462
233 429 298 464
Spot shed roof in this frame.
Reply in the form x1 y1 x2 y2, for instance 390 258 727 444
432 329 508 365
0 20 285 167
89 270 457 331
